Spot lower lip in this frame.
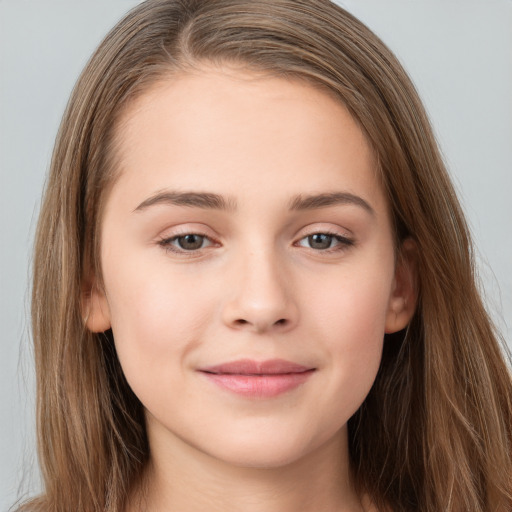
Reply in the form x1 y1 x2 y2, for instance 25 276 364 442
200 371 315 398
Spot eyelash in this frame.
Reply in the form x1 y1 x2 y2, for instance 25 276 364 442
158 230 355 256
158 231 216 256
295 231 355 253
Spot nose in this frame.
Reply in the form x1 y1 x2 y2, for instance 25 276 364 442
221 248 298 334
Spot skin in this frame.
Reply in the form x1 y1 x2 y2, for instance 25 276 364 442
86 65 416 512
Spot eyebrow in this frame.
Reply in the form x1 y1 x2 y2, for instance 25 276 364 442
133 190 374 215
288 192 375 215
134 191 236 212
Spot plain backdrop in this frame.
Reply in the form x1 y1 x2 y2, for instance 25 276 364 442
1 0 511 508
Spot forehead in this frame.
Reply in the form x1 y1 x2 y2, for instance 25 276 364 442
108 66 386 215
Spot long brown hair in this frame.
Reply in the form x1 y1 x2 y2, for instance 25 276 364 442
20 1 512 511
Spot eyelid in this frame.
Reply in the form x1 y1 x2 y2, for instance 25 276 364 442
294 223 354 241
155 223 356 257
156 224 221 256
156 223 217 241
296 232 354 249
292 224 356 253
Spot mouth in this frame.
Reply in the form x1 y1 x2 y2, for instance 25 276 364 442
198 359 316 398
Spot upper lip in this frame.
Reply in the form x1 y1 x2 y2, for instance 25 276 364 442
199 359 314 375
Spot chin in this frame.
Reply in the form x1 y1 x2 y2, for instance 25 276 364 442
198 426 339 470
212 444 310 469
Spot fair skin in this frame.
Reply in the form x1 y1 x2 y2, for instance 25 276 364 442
86 65 416 512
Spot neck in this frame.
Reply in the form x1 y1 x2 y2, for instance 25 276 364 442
129 426 364 512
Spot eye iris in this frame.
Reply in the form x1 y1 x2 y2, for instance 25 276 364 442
308 233 333 249
178 234 204 250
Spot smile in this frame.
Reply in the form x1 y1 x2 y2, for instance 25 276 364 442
198 359 316 398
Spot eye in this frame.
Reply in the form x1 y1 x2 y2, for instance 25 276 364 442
296 232 354 251
159 233 214 253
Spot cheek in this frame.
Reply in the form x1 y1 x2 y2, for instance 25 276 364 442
102 260 216 388
306 256 394 345
302 259 394 413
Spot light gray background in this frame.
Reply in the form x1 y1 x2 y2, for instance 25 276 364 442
1 1 511 508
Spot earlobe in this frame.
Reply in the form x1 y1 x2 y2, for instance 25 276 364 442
385 239 418 334
82 283 111 333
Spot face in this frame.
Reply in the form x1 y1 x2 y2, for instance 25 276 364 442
86 66 415 470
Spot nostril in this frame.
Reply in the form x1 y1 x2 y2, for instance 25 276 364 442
232 318 288 328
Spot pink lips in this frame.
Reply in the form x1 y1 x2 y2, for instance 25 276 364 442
198 359 315 398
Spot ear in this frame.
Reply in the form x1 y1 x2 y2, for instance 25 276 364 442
385 238 418 334
82 279 111 333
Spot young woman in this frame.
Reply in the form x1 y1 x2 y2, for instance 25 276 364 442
18 0 512 511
